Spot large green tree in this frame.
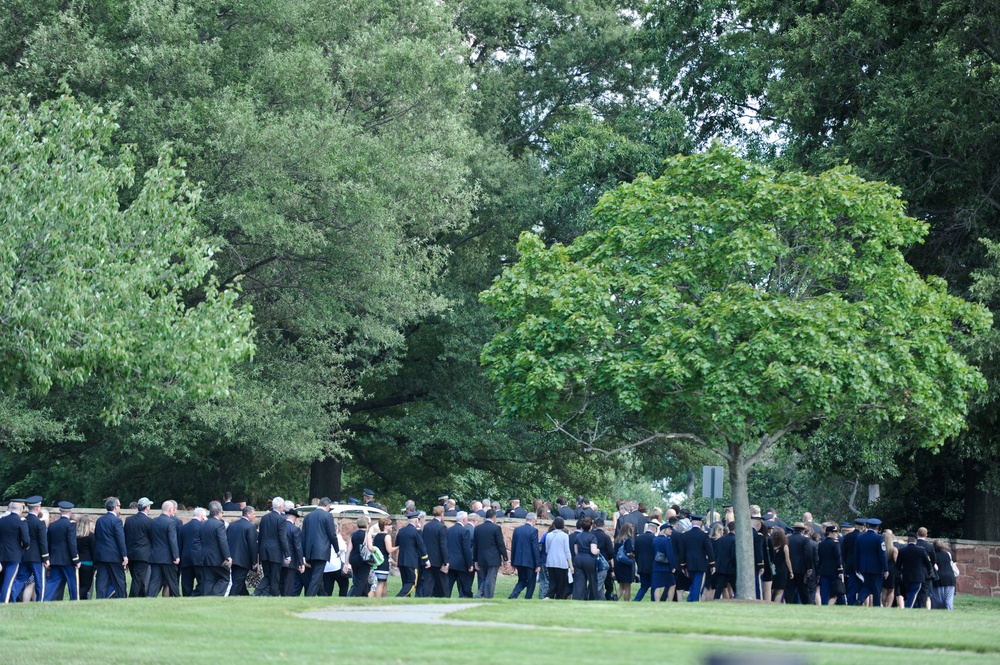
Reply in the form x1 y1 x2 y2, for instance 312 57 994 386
482 148 988 598
1 91 253 419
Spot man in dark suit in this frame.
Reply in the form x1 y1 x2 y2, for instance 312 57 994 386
45 502 80 601
854 518 888 607
94 497 128 599
227 505 258 596
301 497 339 596
575 498 598 520
594 517 615 600
752 516 767 599
222 492 241 513
124 497 153 597
199 502 231 596
0 499 30 603
473 509 508 599
620 502 647 546
787 523 814 604
179 507 206 597
817 524 844 605
632 522 657 601
363 489 378 509
16 496 49 602
419 506 449 598
713 522 737 600
254 497 290 596
555 497 576 521
896 532 933 608
677 515 715 602
916 526 936 609
841 517 865 605
147 500 181 597
281 503 305 596
506 498 528 520
396 512 430 597
508 512 540 599
447 512 475 598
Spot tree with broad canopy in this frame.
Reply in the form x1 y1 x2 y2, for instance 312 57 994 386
481 147 990 600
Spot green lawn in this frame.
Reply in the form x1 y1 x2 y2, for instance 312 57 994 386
3 575 997 665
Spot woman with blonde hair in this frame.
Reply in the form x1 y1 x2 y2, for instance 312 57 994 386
76 515 96 600
882 530 898 608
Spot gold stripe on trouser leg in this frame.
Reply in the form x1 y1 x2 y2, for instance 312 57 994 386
3 563 19 604
408 569 418 597
75 568 80 600
39 565 45 601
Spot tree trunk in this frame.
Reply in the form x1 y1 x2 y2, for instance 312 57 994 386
309 457 342 502
729 447 756 600
964 457 1000 541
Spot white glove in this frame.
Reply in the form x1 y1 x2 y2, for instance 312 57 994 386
856 572 864 582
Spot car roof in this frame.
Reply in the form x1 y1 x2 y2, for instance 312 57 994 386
296 504 389 517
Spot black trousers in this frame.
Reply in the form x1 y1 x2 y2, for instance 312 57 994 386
95 562 127 599
229 566 251 596
200 565 229 596
281 566 301 597
324 569 350 597
546 567 569 599
148 563 180 598
425 566 448 597
448 569 474 598
790 571 812 604
572 556 598 600
714 572 735 599
397 565 417 597
254 560 283 596
305 560 329 596
510 565 536 599
128 561 150 598
181 565 203 597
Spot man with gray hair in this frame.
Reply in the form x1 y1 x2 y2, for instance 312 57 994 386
148 500 180 597
508 512 540 599
447 511 474 598
180 507 207 597
254 497 290 596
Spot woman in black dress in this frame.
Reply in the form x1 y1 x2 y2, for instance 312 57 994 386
770 528 793 603
347 516 374 597
75 515 96 600
614 522 636 601
372 518 397 598
572 517 600 600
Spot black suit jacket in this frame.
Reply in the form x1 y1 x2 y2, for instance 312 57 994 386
283 521 304 568
257 510 289 563
301 508 338 561
422 519 449 567
788 533 814 575
715 532 737 575
179 518 203 567
447 523 474 570
94 512 127 563
22 512 49 563
841 530 859 574
149 513 180 564
124 511 153 562
227 516 258 569
556 506 576 521
510 523 539 569
396 523 428 568
634 531 656 575
47 516 79 566
473 520 507 567
222 501 241 512
678 528 715 573
817 537 843 576
897 542 933 586
200 516 230 566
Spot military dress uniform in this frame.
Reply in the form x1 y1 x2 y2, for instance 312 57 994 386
676 518 715 602
854 524 888 606
0 502 30 603
15 497 50 601
45 502 80 601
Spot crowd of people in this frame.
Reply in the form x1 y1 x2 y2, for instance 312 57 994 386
0 492 959 609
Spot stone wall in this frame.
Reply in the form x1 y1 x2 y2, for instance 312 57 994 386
951 539 1000 598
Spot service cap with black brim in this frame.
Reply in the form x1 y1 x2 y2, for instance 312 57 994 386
25 495 43 507
58 501 75 512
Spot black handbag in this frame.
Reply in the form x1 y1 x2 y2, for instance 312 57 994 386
833 576 846 596
654 551 670 565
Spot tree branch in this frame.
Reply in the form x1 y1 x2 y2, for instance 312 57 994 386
744 412 822 469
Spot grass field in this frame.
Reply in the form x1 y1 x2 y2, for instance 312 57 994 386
2 575 998 665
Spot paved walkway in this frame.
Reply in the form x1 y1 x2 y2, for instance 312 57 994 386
300 603 502 626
